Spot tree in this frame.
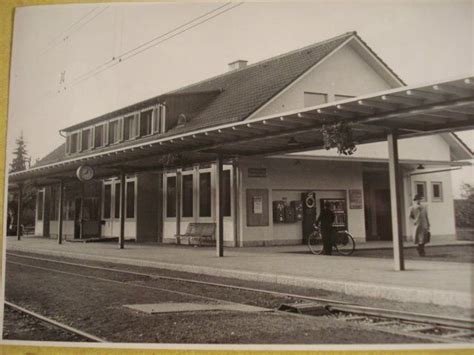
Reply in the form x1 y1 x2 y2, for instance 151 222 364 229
7 133 36 232
9 132 29 173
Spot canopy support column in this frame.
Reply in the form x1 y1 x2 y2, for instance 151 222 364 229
176 169 182 239
16 184 23 241
216 156 224 257
80 182 85 239
388 130 405 271
232 159 240 247
119 171 125 249
58 180 64 244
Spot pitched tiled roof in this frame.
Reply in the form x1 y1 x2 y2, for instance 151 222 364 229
166 31 354 131
36 32 357 167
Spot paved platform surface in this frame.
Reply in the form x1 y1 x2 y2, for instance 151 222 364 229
6 237 474 309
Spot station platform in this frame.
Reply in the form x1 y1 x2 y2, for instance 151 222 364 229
5 237 473 309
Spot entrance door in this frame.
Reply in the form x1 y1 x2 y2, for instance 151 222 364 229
102 181 121 238
74 197 82 239
374 189 392 241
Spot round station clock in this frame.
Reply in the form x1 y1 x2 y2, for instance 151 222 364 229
76 165 94 182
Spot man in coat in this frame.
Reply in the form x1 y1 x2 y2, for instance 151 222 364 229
409 194 430 256
316 202 335 255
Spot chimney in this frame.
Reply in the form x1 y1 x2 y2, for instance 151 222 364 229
228 60 248 71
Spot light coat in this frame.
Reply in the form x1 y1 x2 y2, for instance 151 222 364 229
409 203 430 245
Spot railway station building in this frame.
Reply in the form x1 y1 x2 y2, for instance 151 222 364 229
8 32 473 250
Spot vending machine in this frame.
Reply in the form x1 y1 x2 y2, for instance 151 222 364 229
301 192 317 244
320 198 347 231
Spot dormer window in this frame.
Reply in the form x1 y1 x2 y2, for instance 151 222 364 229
94 124 105 148
108 119 121 145
139 109 153 137
81 128 92 151
153 104 165 134
67 132 80 154
123 114 138 141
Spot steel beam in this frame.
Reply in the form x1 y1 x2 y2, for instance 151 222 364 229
119 171 125 249
176 169 182 238
58 180 64 244
216 156 224 257
387 130 405 271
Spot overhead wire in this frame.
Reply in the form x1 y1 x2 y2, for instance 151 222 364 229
40 6 107 55
67 2 243 89
68 2 233 86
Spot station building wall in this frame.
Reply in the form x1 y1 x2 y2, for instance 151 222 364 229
406 170 456 240
162 165 236 246
250 43 397 119
238 157 366 246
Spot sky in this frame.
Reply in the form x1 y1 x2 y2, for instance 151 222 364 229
6 0 474 194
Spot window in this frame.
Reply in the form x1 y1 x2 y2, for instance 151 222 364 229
94 124 105 148
415 181 427 202
123 115 138 141
114 182 121 219
182 174 193 217
50 186 59 221
166 176 176 217
304 92 327 107
153 105 164 134
103 184 111 219
37 190 44 221
140 109 153 137
126 181 135 218
199 172 211 217
223 170 231 217
432 182 443 202
64 199 75 220
108 120 121 145
69 132 79 154
83 197 99 220
335 94 355 101
81 128 92 151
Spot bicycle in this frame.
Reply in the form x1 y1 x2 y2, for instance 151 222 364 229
307 224 356 256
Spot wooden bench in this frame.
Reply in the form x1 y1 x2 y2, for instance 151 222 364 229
175 223 216 247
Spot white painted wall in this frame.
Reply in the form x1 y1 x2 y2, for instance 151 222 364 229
251 43 396 119
239 157 366 246
162 165 235 246
299 134 453 162
405 170 456 239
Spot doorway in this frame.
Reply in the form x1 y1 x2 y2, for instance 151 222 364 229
74 197 82 239
374 189 392 241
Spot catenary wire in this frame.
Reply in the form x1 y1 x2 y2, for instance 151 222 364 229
41 6 109 55
68 2 243 88
68 2 233 86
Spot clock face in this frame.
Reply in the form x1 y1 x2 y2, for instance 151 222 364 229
77 166 94 181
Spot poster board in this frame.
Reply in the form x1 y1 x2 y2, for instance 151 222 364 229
246 189 269 226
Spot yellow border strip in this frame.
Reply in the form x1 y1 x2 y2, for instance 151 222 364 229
0 1 472 354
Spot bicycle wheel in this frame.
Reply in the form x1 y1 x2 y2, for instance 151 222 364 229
308 231 324 255
334 231 355 256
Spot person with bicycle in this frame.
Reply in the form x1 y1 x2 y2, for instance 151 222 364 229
316 201 335 255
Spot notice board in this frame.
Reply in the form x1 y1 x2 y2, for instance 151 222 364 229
349 189 363 209
246 189 269 226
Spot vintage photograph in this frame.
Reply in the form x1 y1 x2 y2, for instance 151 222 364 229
2 0 474 349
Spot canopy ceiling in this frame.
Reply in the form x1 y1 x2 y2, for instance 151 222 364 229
9 76 474 184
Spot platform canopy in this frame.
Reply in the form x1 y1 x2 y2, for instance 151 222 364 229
9 75 474 184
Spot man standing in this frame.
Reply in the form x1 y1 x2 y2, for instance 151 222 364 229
409 194 430 256
316 202 335 255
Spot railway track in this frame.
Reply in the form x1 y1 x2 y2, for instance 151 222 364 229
6 252 474 343
4 301 106 342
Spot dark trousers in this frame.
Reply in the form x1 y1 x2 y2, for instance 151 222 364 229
321 227 333 255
